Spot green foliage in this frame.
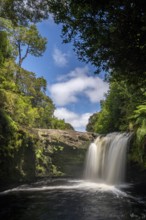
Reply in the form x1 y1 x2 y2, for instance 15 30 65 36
13 24 47 66
86 79 146 167
86 112 99 132
0 16 13 30
0 7 73 183
0 109 18 146
86 81 132 133
0 17 18 59
35 141 65 177
51 164 64 176
48 0 146 86
131 104 146 147
129 121 146 168
2 0 146 179
13 95 39 126
0 18 47 67
86 78 146 135
51 117 74 130
35 144 50 176
0 31 12 65
0 0 49 25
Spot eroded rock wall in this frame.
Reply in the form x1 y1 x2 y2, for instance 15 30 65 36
32 129 96 178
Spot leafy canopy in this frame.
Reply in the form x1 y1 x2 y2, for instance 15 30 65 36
13 24 47 66
48 0 146 85
0 18 47 67
0 0 50 25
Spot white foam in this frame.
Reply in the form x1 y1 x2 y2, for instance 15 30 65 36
0 180 128 197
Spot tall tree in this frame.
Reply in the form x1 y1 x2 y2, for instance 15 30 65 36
13 24 47 67
0 18 47 67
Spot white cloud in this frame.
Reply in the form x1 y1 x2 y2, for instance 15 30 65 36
49 66 109 106
54 108 93 131
52 47 68 67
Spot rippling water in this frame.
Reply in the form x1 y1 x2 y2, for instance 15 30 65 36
0 178 146 220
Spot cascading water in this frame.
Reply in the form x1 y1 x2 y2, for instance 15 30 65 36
1 132 146 220
84 133 131 185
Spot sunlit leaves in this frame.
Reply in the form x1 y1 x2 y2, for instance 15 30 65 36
0 31 13 64
0 0 74 182
132 104 146 144
51 117 74 130
13 24 47 66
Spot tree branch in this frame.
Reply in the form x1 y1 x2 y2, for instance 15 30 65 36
18 40 22 67
19 45 29 67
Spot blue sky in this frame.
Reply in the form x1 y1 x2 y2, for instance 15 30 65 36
22 17 109 131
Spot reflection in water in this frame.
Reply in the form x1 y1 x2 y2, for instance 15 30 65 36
0 178 146 220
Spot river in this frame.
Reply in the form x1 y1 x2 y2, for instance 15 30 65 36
0 178 146 220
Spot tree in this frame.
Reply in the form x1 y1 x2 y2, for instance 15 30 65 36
0 18 47 67
0 0 50 25
51 117 74 130
0 31 12 65
13 24 47 67
86 112 99 132
86 80 139 134
0 0 76 182
47 0 146 85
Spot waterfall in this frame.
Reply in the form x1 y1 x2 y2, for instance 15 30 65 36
84 133 131 185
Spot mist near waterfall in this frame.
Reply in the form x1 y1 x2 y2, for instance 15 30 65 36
84 133 131 185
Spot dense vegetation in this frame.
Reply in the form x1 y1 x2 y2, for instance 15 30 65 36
0 1 74 183
0 0 146 183
47 0 146 85
47 0 146 168
86 80 146 168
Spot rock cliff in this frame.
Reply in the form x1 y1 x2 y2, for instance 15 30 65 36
34 128 96 148
32 129 97 178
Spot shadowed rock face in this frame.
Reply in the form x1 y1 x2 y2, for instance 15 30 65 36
32 129 97 178
32 130 146 191
0 129 97 186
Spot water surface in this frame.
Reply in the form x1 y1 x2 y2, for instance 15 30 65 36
0 178 146 220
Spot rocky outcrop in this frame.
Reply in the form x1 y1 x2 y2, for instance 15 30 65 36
31 129 97 178
0 129 97 186
33 128 96 148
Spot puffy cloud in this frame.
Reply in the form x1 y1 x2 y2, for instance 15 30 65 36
54 107 92 131
52 47 68 67
49 66 109 106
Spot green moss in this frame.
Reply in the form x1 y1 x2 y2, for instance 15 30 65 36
128 133 146 169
